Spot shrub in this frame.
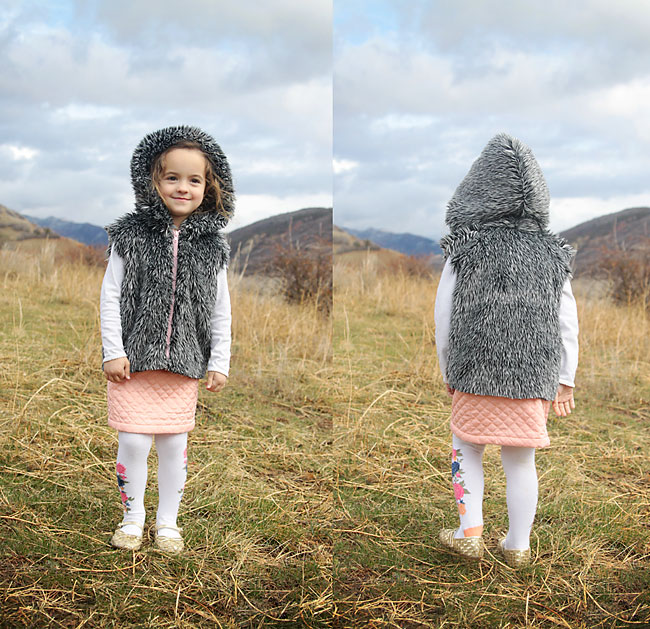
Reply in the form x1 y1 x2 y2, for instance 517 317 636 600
58 244 106 267
267 238 332 314
598 240 650 308
383 253 435 279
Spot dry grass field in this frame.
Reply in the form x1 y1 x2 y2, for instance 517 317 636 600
333 250 650 628
0 244 332 628
2 240 649 628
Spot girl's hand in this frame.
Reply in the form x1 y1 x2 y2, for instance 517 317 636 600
206 371 227 393
552 384 575 417
104 357 130 383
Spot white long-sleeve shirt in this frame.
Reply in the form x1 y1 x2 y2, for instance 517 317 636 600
434 259 579 387
100 250 232 377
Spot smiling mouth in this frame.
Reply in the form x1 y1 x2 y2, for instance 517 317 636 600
172 197 191 201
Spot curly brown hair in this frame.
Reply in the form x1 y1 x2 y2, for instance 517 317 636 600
150 140 229 217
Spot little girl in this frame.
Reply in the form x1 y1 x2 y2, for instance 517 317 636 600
434 133 579 567
100 125 234 553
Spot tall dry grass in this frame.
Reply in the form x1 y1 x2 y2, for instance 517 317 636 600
573 279 650 408
0 245 332 627
333 251 650 627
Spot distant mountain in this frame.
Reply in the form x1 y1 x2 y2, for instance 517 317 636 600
344 227 442 256
29 215 108 247
0 204 104 263
333 225 380 254
559 206 650 275
0 204 61 242
227 207 332 275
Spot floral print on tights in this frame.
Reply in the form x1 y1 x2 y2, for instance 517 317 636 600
178 447 187 497
451 448 470 515
116 462 134 511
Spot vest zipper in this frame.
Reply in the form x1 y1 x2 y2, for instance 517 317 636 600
165 229 180 359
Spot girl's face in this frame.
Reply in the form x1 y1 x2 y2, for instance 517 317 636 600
157 148 207 227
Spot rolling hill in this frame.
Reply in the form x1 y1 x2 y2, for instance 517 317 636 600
228 207 332 275
1 204 333 276
0 204 60 243
559 206 650 275
5 202 648 279
333 225 380 254
336 206 650 276
0 204 104 264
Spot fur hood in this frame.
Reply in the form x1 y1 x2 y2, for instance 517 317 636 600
446 133 550 232
126 125 235 239
441 133 573 261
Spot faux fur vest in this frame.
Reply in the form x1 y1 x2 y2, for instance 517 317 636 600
440 134 574 401
106 126 234 379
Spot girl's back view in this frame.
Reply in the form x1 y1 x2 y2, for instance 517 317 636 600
434 133 579 566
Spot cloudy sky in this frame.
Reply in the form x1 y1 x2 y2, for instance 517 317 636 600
334 0 650 238
0 0 332 231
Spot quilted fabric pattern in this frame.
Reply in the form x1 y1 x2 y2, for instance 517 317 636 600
108 370 198 434
450 391 551 448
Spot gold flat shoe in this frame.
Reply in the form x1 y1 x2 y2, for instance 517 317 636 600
110 521 143 551
498 538 531 567
154 525 184 554
439 528 484 559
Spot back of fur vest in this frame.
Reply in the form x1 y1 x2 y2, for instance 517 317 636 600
105 126 233 379
440 134 574 401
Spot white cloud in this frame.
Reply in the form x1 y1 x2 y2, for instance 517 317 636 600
333 158 358 174
370 113 437 133
53 104 122 122
0 2 331 227
549 194 650 233
334 3 650 235
1 144 39 160
588 79 650 140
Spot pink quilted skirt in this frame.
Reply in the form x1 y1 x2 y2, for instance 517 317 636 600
107 370 199 434
450 391 552 448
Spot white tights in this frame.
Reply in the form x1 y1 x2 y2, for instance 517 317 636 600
451 434 538 550
115 431 187 538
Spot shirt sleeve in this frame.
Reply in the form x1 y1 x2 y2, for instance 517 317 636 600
207 267 232 377
434 259 456 383
558 278 579 387
100 250 127 363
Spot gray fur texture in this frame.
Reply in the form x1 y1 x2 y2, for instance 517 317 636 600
105 126 232 379
445 133 550 233
440 133 574 401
